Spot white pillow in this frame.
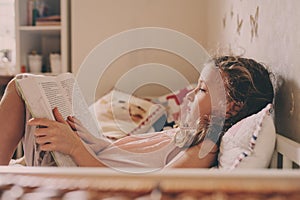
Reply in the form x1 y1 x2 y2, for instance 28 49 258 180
218 104 276 169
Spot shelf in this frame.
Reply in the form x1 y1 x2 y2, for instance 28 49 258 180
18 26 61 31
15 0 70 74
27 72 60 76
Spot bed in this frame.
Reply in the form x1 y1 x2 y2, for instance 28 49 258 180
1 30 300 198
2 83 300 199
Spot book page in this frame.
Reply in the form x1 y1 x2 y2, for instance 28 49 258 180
38 78 72 120
35 76 78 167
15 76 52 119
57 73 107 140
56 73 74 104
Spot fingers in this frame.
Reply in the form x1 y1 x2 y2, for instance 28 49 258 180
67 116 87 133
66 117 77 131
39 142 56 152
34 127 53 149
67 116 83 126
34 127 48 137
67 115 74 122
32 122 78 154
28 117 55 127
35 135 51 145
53 107 68 125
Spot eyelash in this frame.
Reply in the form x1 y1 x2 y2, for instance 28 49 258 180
195 87 206 93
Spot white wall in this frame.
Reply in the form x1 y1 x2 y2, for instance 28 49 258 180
0 0 15 64
205 0 300 142
71 0 208 100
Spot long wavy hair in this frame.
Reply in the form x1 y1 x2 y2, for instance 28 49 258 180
189 55 274 147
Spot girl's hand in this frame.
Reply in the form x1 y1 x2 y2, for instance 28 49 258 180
27 107 82 157
66 115 89 135
66 116 108 153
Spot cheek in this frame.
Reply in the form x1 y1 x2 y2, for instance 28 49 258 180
197 94 211 116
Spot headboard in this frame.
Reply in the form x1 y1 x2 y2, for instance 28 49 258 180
271 134 300 169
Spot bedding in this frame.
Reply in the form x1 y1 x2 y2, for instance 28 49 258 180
89 89 166 140
89 85 196 140
152 84 196 127
218 104 276 169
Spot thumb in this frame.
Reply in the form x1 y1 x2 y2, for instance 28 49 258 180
53 107 68 124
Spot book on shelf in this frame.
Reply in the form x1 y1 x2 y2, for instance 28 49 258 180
35 15 61 26
15 73 110 166
27 0 33 26
27 0 61 26
35 21 61 26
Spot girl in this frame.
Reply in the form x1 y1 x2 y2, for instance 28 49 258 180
0 56 274 169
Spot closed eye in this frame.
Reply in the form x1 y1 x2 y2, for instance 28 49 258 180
195 87 206 93
199 88 207 93
193 87 206 94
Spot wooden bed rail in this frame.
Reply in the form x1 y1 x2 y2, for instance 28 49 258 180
270 134 300 169
2 135 300 198
13 134 300 169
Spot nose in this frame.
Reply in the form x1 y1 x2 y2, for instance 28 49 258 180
186 90 195 102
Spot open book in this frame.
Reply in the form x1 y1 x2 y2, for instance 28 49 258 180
16 73 108 166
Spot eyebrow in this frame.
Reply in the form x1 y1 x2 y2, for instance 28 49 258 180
199 81 209 91
198 80 206 86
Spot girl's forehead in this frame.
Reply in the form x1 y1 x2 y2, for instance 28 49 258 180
200 64 219 82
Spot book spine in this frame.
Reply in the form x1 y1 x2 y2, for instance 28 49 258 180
32 0 39 26
27 0 33 26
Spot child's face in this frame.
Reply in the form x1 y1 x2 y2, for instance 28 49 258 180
186 79 212 121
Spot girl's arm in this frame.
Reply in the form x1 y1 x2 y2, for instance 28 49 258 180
166 139 218 168
28 108 218 168
67 139 106 167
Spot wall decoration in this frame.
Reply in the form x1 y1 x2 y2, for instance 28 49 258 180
250 6 259 41
236 14 243 35
223 14 227 29
230 5 234 19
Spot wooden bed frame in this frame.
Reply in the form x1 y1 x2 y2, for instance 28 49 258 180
270 134 300 169
1 133 299 199
1 51 299 197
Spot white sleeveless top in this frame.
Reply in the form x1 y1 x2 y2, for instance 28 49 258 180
96 129 179 170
